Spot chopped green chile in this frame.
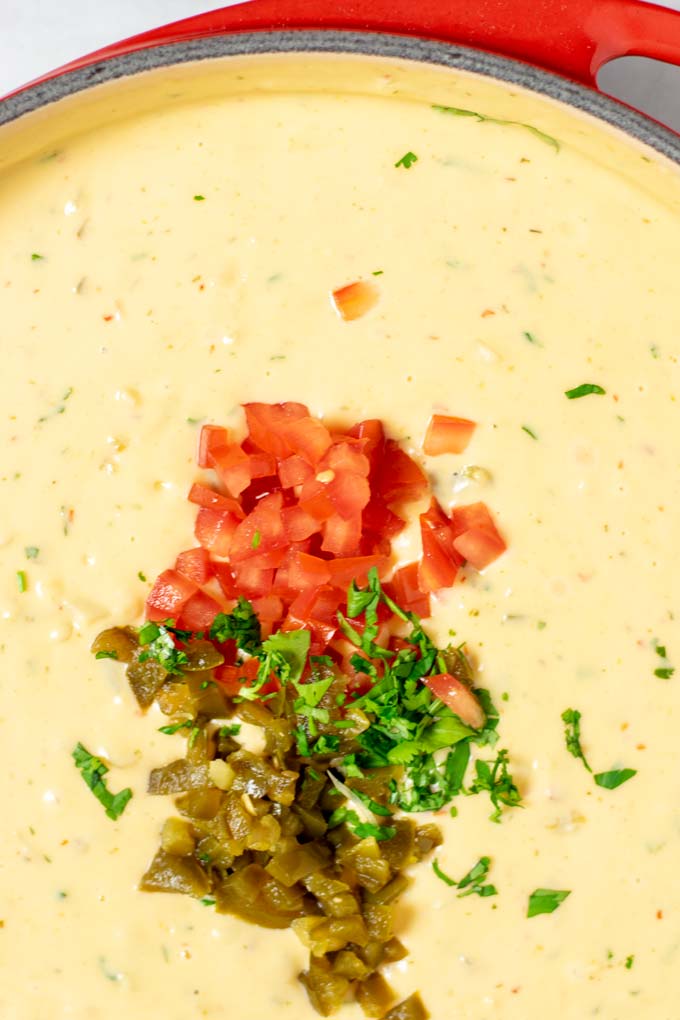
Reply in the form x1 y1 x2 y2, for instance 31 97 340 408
91 577 515 1018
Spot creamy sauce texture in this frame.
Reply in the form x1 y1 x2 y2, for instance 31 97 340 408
0 54 679 1020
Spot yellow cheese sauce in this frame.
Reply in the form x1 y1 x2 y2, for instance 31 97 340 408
0 53 679 1020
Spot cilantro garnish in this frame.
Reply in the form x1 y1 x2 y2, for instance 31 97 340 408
16 570 27 593
209 597 261 654
24 546 39 560
433 856 496 897
395 151 418 169
527 888 571 918
522 425 538 440
564 383 606 399
72 743 132 820
593 768 637 790
95 649 118 661
561 708 592 772
432 104 560 151
327 806 396 842
653 641 674 680
469 749 522 823
138 621 189 675
158 719 194 736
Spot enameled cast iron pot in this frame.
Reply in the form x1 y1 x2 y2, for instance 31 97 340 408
1 0 680 163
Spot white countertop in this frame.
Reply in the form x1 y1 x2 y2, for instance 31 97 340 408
1 0 679 132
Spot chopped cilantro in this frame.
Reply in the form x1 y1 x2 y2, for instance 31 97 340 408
395 151 418 169
594 768 637 790
71 743 132 820
200 896 216 906
24 546 39 560
31 252 45 261
469 749 521 823
218 724 241 738
372 270 384 276
432 856 496 897
16 570 27 593
523 330 542 346
210 598 261 654
564 383 606 399
137 571 147 582
522 425 538 440
138 622 189 675
327 806 395 842
561 708 592 773
432 104 560 150
193 195 205 201
251 530 261 549
432 859 457 886
653 640 674 679
527 888 571 918
95 650 118 661
158 719 194 735
625 955 635 970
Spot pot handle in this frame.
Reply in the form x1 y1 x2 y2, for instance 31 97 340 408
15 0 680 96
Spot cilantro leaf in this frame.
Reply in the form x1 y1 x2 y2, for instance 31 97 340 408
561 708 592 772
564 383 606 399
72 743 132 820
209 598 261 654
137 622 189 675
469 749 522 822
432 859 457 886
158 719 194 736
527 888 571 918
395 151 418 169
593 768 637 790
432 856 497 897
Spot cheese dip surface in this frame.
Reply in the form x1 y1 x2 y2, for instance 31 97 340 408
0 53 679 1020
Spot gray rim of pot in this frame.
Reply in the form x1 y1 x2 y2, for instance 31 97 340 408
1 29 679 164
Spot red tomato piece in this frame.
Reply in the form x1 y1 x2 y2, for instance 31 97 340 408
347 419 385 474
327 471 371 520
146 569 198 622
321 441 370 478
214 658 260 696
288 552 332 590
418 499 463 593
362 497 405 541
450 502 507 570
389 562 431 618
232 563 274 597
375 440 428 505
174 547 213 586
424 673 486 729
187 482 245 517
230 492 285 563
281 416 333 465
176 590 223 632
198 425 228 469
247 450 277 479
298 477 336 521
282 505 321 543
326 555 389 588
243 402 309 458
284 585 341 654
331 281 379 322
213 562 239 600
194 507 240 557
423 415 476 456
251 595 284 623
322 512 362 557
279 454 315 488
207 443 252 498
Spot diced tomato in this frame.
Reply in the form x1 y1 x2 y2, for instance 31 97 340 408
198 425 228 469
146 569 198 622
347 419 384 474
321 441 370 478
280 416 333 465
450 502 507 570
423 415 476 456
247 450 277 479
174 547 213 586
232 563 274 597
298 477 336 521
288 552 332 590
279 454 314 488
229 492 285 563
176 590 223 632
251 595 284 623
390 562 431 618
207 443 252 498
331 281 379 322
282 505 322 543
213 562 239 600
194 507 240 557
284 585 342 653
424 673 486 729
187 482 245 517
362 497 405 541
328 471 371 520
238 476 281 515
375 441 428 506
214 657 260 696
453 527 506 569
243 402 309 458
322 512 362 557
326 555 389 588
418 499 463 593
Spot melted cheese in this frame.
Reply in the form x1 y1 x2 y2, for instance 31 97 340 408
0 53 679 1020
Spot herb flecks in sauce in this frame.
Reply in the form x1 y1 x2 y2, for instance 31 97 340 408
395 151 419 169
564 383 606 400
527 888 571 917
561 708 592 773
653 641 674 680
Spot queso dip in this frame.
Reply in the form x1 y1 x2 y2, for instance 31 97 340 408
0 53 679 1020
